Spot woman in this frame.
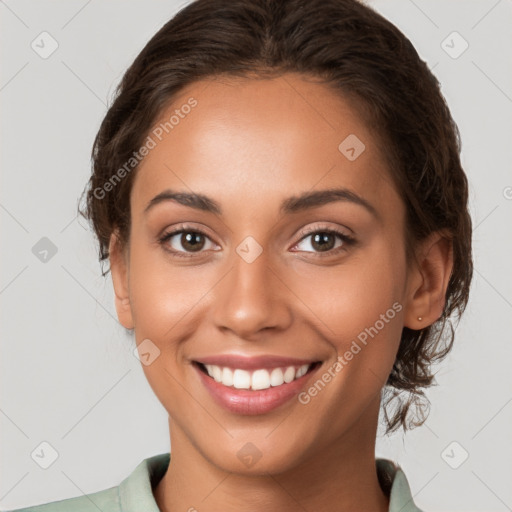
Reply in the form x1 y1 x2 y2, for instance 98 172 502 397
10 0 472 510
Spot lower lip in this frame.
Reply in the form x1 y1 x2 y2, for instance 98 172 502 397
194 363 320 415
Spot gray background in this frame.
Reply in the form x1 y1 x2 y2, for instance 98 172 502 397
1 1 511 510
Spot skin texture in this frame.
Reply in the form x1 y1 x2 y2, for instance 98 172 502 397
109 74 453 512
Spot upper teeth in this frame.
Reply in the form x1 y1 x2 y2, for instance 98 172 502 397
203 364 311 391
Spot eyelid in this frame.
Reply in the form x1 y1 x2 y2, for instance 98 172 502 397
296 223 352 238
158 222 217 242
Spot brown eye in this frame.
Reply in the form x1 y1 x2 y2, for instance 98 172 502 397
293 228 355 256
158 228 217 257
309 232 336 252
179 232 206 252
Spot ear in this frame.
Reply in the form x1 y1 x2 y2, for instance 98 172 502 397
403 232 453 330
109 230 134 330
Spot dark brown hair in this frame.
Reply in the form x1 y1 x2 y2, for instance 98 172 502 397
78 0 473 434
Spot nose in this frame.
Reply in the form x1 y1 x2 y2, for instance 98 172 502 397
212 248 293 340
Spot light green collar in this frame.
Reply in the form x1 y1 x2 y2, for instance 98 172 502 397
118 453 423 512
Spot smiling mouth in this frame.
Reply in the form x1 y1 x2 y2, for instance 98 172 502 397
194 361 322 391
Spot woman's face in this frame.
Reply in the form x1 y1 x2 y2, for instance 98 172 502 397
112 73 416 474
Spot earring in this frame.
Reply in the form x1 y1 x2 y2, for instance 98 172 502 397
417 316 423 321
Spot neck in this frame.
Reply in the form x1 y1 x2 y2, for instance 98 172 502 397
154 399 389 512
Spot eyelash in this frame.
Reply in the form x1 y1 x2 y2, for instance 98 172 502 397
157 223 356 259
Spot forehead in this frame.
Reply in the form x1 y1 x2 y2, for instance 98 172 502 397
131 74 399 218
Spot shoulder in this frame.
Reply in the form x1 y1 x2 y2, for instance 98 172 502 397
6 452 170 512
6 486 120 512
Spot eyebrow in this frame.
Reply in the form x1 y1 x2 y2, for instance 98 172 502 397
143 187 379 218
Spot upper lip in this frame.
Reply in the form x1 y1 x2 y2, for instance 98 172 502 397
194 354 319 370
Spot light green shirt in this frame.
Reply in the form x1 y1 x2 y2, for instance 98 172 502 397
9 453 424 511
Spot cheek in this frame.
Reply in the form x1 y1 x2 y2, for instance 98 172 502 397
289 249 406 435
300 236 405 324
127 241 215 342
126 243 210 414
293 237 406 376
